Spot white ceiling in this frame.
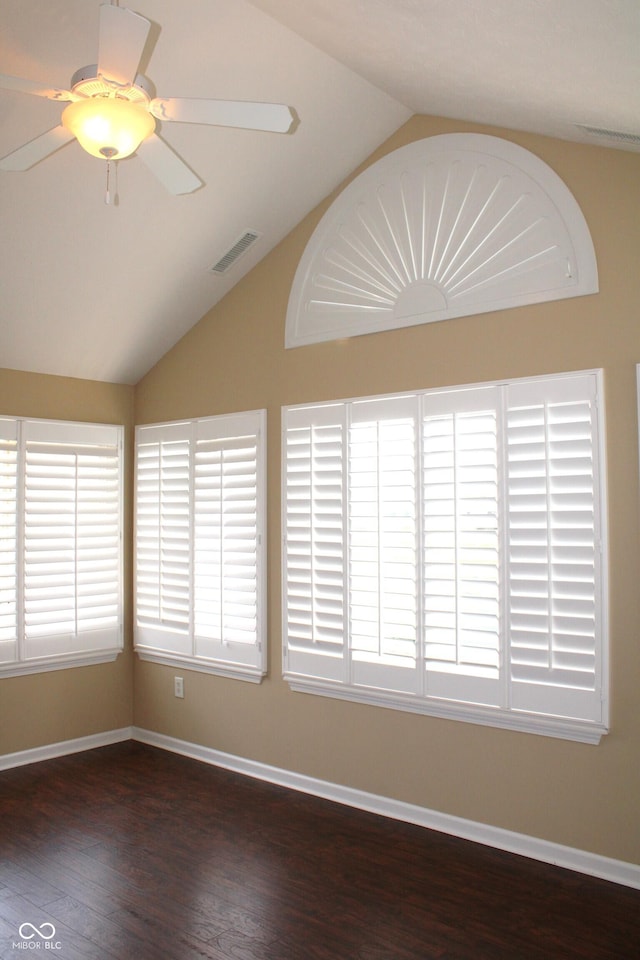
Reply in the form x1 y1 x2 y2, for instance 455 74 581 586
1 0 638 385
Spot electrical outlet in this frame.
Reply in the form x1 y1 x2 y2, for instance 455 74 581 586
174 676 184 699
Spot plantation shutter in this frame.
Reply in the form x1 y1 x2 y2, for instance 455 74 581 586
0 419 18 663
135 411 266 679
348 395 419 694
283 372 606 741
135 421 192 655
505 373 604 723
21 419 122 660
193 413 264 670
422 387 501 707
283 404 346 683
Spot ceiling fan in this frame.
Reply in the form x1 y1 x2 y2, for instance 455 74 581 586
0 2 295 194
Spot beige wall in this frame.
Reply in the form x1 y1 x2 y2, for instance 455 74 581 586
0 368 135 754
134 115 640 866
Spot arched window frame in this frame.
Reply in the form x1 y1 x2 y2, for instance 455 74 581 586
285 134 598 348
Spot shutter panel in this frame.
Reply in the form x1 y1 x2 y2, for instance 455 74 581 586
135 412 266 677
422 387 501 707
283 404 346 682
21 420 122 659
0 419 18 662
135 422 192 655
193 411 265 671
506 374 603 722
348 395 418 694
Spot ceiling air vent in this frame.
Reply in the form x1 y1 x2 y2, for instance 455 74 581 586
576 124 640 146
209 230 261 274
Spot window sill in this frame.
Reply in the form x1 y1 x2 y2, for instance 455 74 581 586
0 649 123 679
136 649 265 683
285 674 607 745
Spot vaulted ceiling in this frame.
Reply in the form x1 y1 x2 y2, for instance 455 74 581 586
1 0 638 384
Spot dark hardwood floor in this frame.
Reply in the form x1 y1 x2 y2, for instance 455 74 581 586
0 741 637 960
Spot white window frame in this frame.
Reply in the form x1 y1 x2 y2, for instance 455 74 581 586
134 410 267 682
282 371 608 744
0 416 124 678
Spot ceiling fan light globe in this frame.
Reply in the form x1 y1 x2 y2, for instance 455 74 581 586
62 98 155 160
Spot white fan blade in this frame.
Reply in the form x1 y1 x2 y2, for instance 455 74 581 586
150 98 294 134
0 73 75 102
0 125 75 171
97 3 151 87
137 133 202 195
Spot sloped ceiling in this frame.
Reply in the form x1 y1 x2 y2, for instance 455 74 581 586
0 0 638 385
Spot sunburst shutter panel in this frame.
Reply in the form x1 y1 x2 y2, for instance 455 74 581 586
286 135 598 348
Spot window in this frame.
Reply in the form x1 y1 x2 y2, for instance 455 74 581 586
282 371 608 743
135 410 266 681
0 417 124 677
285 135 598 349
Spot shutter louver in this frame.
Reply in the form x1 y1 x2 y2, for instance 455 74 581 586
506 376 602 722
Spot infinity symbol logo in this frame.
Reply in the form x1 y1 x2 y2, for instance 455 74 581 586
18 922 56 940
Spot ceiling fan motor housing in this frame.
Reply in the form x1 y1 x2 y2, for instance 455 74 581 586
70 64 154 104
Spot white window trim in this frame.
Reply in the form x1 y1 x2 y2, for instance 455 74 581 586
0 416 124 679
134 409 267 683
282 371 609 744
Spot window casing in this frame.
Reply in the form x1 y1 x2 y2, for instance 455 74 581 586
282 371 608 743
134 410 266 681
0 417 124 677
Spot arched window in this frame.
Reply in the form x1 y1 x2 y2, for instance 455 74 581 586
286 134 598 348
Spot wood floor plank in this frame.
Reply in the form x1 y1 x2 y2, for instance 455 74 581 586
0 861 63 909
0 741 638 960
3 849 123 916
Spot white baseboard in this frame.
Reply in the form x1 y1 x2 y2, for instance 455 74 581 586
132 726 640 891
2 724 638 891
0 727 133 771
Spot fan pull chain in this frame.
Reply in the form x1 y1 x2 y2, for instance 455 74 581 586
105 159 112 205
